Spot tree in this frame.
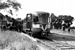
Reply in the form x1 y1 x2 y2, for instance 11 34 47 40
58 15 74 24
0 0 21 15
0 0 22 30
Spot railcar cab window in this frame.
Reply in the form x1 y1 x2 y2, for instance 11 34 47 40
33 16 39 24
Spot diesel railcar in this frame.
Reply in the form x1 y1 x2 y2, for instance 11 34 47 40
23 12 52 37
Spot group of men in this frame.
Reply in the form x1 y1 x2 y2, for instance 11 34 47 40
51 17 73 32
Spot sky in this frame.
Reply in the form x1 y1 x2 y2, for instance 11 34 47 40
16 0 75 26
17 0 75 18
1 0 75 26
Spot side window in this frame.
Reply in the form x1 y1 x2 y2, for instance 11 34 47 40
35 16 39 22
33 16 39 23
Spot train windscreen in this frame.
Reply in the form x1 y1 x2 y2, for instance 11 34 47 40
39 13 49 24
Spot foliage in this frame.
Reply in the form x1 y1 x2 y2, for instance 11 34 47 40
58 15 74 22
0 0 21 15
0 3 9 9
51 13 74 24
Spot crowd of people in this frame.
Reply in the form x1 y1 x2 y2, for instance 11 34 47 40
51 14 74 32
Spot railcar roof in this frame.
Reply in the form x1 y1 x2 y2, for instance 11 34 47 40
36 11 49 14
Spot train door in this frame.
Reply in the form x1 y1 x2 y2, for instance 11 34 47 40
25 13 32 31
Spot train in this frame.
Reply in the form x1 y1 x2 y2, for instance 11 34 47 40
0 11 52 38
23 11 52 37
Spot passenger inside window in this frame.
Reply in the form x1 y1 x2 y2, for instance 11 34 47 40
33 16 39 24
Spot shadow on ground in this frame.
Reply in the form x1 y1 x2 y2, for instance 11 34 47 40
46 33 75 41
33 32 75 41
